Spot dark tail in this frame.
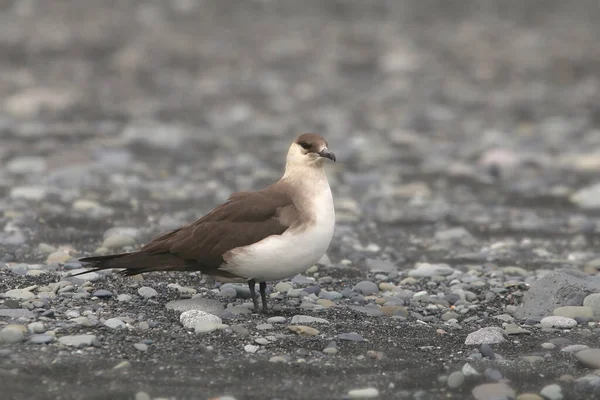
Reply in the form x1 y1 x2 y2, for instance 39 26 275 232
73 252 191 277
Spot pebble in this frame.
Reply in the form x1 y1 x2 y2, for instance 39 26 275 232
102 234 136 249
462 363 480 377
287 325 319 336
244 344 259 353
583 293 600 316
290 315 330 324
165 298 224 314
27 321 45 334
323 341 338 354
58 334 97 347
570 182 600 209
104 318 126 329
353 281 379 295
93 290 113 298
553 306 594 318
347 388 379 398
275 282 293 293
180 310 222 329
465 327 506 345
561 344 589 353
138 287 158 299
575 348 600 369
134 343 148 352
267 316 287 324
4 288 35 300
516 394 543 400
0 327 25 343
408 263 455 277
337 332 365 342
269 355 289 363
195 322 228 333
447 371 465 389
540 384 563 400
471 383 515 400
29 334 55 344
117 294 132 302
0 309 35 319
540 316 577 329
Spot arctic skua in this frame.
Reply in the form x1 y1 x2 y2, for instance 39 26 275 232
75 133 336 313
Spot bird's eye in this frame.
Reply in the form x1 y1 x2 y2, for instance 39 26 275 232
299 141 310 150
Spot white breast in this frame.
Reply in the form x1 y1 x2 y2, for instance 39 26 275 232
222 184 335 282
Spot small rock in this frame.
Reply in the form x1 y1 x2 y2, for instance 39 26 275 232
134 343 148 352
117 294 132 302
4 289 35 300
447 371 465 389
102 234 136 249
267 316 287 324
138 287 158 299
165 298 224 314
287 325 319 336
93 290 113 298
540 316 577 329
244 344 260 353
104 318 126 329
462 363 480 377
290 315 330 324
195 322 228 333
408 263 455 277
553 306 594 318
353 281 379 295
576 348 600 369
465 327 506 345
337 332 365 342
471 383 515 400
540 384 563 400
583 293 600 316
27 322 45 334
180 310 222 329
58 334 97 347
29 334 55 344
347 388 379 399
323 341 338 354
0 327 24 343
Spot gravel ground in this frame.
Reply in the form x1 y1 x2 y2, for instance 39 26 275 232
2 1 600 399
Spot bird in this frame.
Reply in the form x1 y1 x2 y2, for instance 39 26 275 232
74 133 336 313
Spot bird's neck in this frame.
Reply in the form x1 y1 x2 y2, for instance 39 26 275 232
282 164 328 189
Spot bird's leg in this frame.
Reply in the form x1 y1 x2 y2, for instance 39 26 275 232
259 282 268 313
248 279 260 311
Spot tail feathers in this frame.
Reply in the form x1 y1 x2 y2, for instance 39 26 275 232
73 252 193 277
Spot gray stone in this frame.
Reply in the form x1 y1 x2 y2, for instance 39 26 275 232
353 280 379 295
165 298 224 315
408 263 455 277
583 293 600 316
347 388 379 399
180 310 222 329
4 289 35 300
571 182 600 209
348 306 384 317
290 315 330 324
540 384 562 400
553 306 594 318
471 383 515 400
447 371 465 389
134 343 148 352
337 332 365 342
465 327 506 345
267 316 287 324
220 284 252 299
366 259 397 273
540 316 577 329
93 289 113 298
0 309 35 319
58 334 97 347
516 269 600 319
576 348 600 369
29 334 55 344
104 318 126 329
138 287 158 299
117 294 132 302
0 327 24 343
561 344 589 353
102 234 136 249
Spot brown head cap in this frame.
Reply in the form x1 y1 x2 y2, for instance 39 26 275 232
294 133 335 162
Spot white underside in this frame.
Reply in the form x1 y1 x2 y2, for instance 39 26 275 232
220 185 335 282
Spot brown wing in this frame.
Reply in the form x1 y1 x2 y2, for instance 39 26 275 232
78 185 299 277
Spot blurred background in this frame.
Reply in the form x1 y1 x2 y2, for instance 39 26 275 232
1 0 600 262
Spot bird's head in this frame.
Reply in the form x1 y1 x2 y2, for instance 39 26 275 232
286 133 336 170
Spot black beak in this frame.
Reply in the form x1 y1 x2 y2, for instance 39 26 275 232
319 148 336 162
